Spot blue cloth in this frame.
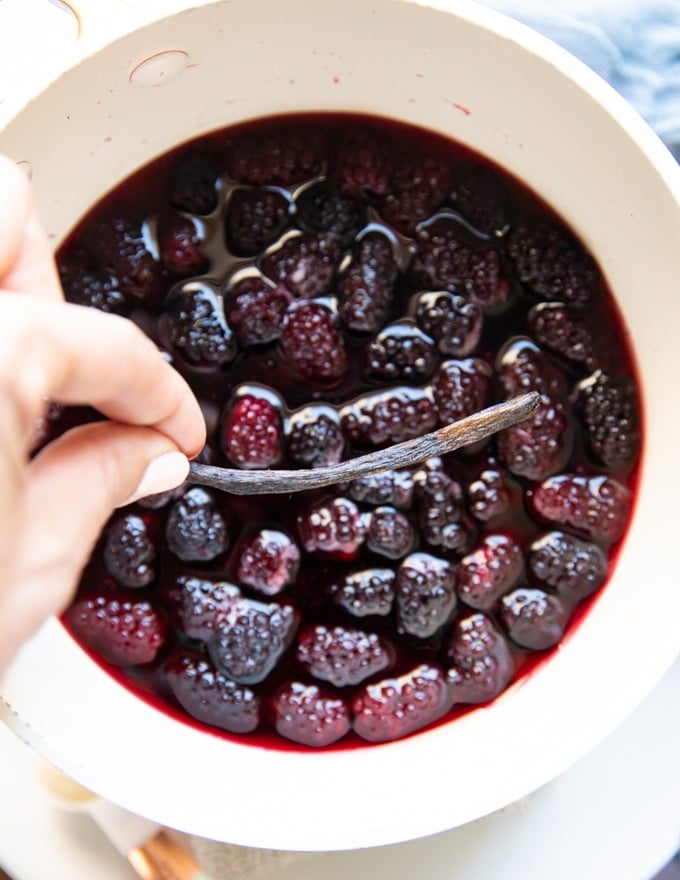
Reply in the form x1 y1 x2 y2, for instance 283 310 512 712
481 0 680 158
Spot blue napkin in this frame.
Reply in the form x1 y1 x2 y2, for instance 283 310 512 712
482 0 680 159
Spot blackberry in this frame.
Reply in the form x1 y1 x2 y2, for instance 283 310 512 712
169 148 220 215
225 188 290 256
501 587 570 651
342 469 414 509
286 408 344 468
576 369 641 470
227 131 324 186
158 213 207 275
103 513 156 589
456 533 524 610
86 212 166 304
225 277 292 346
165 487 229 562
529 473 631 544
335 130 392 199
296 183 363 244
208 597 298 684
497 394 572 481
366 507 415 559
412 218 509 309
296 624 394 687
331 568 396 618
337 232 398 333
235 529 301 596
170 576 240 640
165 652 261 733
166 283 237 368
431 357 492 426
340 386 437 448
382 154 452 234
528 531 608 603
65 594 166 667
364 320 437 382
298 496 367 557
506 220 600 307
273 681 351 748
496 336 569 399
413 460 471 553
528 302 597 369
446 613 514 703
60 265 126 313
396 552 457 638
222 392 283 469
261 232 341 299
466 466 512 523
280 300 348 383
352 664 452 743
413 289 483 357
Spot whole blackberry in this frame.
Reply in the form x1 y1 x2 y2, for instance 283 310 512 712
382 153 452 234
225 277 292 346
273 681 351 748
296 624 394 687
337 232 398 333
396 552 457 638
165 487 229 562
103 513 156 589
225 188 290 256
286 408 345 468
165 652 261 733
528 301 597 369
431 357 492 426
331 568 396 618
60 265 127 313
208 597 298 684
506 220 600 307
576 369 641 470
500 587 570 651
227 130 324 185
296 183 363 244
366 506 415 559
169 148 220 215
166 283 237 368
412 218 509 310
413 289 483 357
352 664 452 742
340 386 437 448
364 320 437 382
413 460 472 553
222 392 283 469
342 469 415 509
261 232 341 299
446 613 514 703
298 496 367 557
528 531 608 603
280 300 348 383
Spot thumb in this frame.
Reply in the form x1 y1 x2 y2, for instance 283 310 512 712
5 421 188 652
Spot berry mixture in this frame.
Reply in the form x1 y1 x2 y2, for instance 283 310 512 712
53 114 641 749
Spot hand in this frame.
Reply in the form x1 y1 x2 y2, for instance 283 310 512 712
0 156 206 671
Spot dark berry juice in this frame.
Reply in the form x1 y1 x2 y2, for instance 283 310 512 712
53 113 641 748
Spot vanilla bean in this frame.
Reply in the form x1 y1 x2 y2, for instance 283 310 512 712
187 391 539 496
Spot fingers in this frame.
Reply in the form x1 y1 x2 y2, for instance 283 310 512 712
2 421 188 658
0 155 63 300
0 293 206 458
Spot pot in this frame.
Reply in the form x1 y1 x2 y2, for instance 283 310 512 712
1 0 679 852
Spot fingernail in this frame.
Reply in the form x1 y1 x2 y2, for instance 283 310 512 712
119 451 190 507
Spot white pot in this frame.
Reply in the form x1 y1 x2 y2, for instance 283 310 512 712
1 0 679 853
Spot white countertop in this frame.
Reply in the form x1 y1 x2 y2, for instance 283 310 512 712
0 2 678 878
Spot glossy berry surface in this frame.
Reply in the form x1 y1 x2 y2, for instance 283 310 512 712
65 594 167 667
58 113 641 749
